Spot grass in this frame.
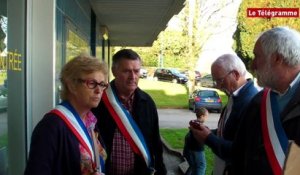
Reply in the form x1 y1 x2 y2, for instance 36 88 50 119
160 128 214 175
160 128 188 149
139 79 189 108
139 79 228 108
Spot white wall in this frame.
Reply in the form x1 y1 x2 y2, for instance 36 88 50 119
26 0 56 145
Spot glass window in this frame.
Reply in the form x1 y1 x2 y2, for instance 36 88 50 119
96 26 103 60
0 13 8 175
66 22 89 62
96 43 103 60
55 20 90 104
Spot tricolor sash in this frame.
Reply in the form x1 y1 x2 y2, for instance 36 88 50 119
261 88 289 175
102 85 152 169
50 102 102 172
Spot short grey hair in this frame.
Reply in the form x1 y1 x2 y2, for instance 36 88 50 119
212 54 247 77
258 26 300 66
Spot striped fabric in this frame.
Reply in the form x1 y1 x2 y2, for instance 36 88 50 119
102 85 152 168
261 88 288 175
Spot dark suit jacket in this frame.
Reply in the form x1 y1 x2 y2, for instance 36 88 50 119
205 80 259 161
232 84 300 175
92 81 166 175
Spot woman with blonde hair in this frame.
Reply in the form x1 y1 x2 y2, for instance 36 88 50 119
25 55 108 175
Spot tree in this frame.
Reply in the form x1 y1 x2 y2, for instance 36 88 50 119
0 16 7 53
131 0 238 79
234 0 300 69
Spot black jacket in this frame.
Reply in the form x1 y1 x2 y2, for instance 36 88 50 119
232 85 300 175
24 113 81 175
183 130 204 154
92 81 166 175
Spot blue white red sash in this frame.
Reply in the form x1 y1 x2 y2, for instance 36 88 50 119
50 102 95 162
261 88 288 175
102 85 152 168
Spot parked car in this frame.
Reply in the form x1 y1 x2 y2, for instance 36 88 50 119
199 74 215 88
139 68 148 78
153 68 188 84
188 89 222 113
181 70 202 83
180 70 189 77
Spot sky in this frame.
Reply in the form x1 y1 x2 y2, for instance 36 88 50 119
167 0 243 74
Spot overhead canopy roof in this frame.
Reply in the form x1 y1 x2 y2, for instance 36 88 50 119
89 0 185 46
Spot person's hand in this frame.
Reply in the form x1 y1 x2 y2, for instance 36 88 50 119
189 123 211 144
189 120 202 129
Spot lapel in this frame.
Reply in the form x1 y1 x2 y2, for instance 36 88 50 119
281 85 300 123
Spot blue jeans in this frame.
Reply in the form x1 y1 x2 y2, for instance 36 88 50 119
184 150 206 175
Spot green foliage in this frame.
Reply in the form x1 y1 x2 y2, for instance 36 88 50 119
130 29 190 69
0 16 7 53
234 0 300 68
130 47 159 67
130 0 206 71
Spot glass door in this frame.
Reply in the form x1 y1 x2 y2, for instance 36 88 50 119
0 8 8 175
0 0 26 174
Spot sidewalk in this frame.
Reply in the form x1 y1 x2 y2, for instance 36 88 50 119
158 108 219 129
158 108 220 174
162 137 186 175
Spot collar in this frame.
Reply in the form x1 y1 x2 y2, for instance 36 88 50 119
232 79 248 97
290 72 300 88
110 80 135 102
119 92 135 104
273 72 300 96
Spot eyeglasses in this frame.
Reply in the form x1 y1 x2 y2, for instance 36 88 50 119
213 71 233 85
78 79 108 90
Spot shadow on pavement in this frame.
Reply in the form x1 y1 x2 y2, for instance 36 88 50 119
161 137 188 175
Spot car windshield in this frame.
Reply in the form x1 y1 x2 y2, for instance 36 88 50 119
198 91 217 97
170 69 181 75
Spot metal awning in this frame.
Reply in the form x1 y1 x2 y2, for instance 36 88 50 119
89 0 185 46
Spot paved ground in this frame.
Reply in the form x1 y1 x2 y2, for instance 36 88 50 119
158 108 220 175
163 144 185 175
158 108 220 129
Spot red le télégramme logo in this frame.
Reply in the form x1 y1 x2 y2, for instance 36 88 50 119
247 8 299 18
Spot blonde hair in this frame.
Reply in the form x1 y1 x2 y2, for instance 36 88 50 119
60 54 108 100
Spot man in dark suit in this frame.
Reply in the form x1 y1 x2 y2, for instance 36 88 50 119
230 27 300 175
190 53 259 175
